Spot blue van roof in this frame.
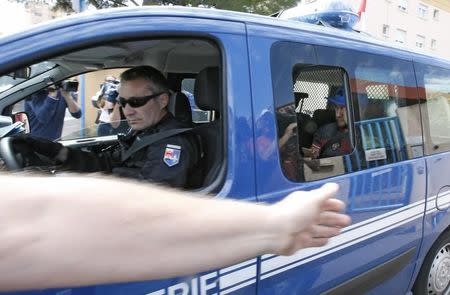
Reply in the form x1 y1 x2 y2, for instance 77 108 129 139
1 6 449 66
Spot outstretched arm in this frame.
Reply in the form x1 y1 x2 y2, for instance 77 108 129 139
0 175 350 291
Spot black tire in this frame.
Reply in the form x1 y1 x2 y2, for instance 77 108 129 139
413 230 450 295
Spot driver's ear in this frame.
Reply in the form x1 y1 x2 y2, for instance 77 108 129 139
157 93 169 110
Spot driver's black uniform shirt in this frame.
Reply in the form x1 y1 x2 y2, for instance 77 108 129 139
68 113 201 188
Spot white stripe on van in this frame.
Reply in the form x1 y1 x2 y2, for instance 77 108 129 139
219 264 257 290
219 258 257 274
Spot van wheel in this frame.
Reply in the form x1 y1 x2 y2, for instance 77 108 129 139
413 230 450 295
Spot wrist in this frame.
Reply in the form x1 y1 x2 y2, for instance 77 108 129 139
261 205 293 255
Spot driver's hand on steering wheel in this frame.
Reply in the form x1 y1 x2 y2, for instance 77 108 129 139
11 134 68 163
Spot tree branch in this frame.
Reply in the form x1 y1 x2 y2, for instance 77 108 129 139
107 0 128 7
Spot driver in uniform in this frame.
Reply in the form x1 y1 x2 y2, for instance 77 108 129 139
12 66 201 189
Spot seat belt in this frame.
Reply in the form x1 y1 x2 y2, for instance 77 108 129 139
121 128 192 162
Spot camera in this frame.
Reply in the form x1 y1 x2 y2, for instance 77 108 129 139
54 80 79 92
60 80 79 92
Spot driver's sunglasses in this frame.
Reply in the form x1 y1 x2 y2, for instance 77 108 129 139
118 92 165 108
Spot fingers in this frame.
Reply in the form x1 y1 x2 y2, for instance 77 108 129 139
310 183 339 202
287 123 297 130
283 224 344 254
310 224 342 238
321 198 345 212
319 211 352 228
281 232 334 255
271 183 351 255
303 237 330 248
310 183 348 214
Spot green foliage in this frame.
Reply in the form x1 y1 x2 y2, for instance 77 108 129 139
18 0 297 15
51 0 75 12
204 0 298 15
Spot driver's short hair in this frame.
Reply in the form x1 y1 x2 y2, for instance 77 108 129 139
120 66 170 94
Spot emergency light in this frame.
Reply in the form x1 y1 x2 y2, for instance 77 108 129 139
277 0 360 31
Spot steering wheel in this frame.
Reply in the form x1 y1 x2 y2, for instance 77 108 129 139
0 136 56 171
0 136 23 170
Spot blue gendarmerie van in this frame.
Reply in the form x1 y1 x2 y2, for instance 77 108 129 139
0 6 449 295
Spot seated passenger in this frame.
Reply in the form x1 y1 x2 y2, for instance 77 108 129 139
19 66 201 188
311 91 351 159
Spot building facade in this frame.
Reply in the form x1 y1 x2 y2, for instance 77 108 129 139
297 0 450 61
360 0 450 61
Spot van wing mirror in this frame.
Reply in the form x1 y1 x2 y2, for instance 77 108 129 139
0 113 29 138
12 112 30 134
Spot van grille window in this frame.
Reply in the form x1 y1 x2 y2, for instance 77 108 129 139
276 65 353 182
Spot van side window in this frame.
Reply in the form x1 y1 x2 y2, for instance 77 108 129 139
274 47 423 182
276 66 353 182
351 63 424 171
415 64 450 154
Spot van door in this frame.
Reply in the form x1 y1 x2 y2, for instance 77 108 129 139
247 30 426 294
0 13 257 295
411 60 450 293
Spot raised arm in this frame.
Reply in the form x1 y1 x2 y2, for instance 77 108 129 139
0 175 350 291
60 89 82 118
109 103 122 128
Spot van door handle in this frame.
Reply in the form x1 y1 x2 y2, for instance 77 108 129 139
436 185 450 211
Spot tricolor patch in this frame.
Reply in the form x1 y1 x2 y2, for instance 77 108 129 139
163 144 181 167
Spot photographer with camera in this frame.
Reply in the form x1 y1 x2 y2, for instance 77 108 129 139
93 76 129 136
25 80 82 141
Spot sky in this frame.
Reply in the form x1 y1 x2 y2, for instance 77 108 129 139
0 1 32 35
0 0 144 36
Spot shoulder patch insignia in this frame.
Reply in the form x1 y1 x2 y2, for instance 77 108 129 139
163 144 181 167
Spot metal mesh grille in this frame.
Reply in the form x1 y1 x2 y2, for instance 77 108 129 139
361 83 399 119
366 84 389 100
294 68 345 116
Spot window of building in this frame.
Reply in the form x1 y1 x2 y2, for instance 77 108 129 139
418 3 428 18
382 25 390 37
416 35 425 48
395 29 407 44
433 9 439 20
431 39 437 49
398 0 408 12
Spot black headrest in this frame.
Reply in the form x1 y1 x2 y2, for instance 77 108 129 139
313 109 336 127
168 92 192 125
194 67 220 111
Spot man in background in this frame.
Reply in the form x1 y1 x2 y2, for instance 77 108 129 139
25 81 81 141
